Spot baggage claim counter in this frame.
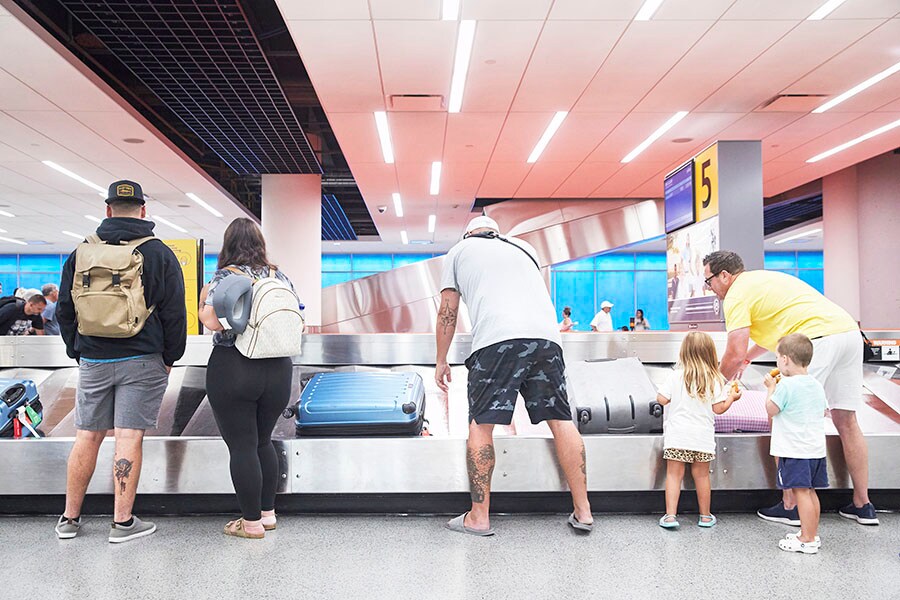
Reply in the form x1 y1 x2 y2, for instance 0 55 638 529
1 333 898 514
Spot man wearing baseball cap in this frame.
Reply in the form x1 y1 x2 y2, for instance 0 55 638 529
55 179 186 543
590 300 614 332
436 214 593 536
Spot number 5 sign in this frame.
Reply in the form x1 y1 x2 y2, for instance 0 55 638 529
694 143 719 222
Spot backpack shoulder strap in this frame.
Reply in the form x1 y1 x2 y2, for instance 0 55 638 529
122 236 155 248
85 234 103 244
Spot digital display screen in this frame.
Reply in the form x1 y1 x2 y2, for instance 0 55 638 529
664 161 695 233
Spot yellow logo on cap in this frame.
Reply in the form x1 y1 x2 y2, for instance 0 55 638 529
116 183 135 197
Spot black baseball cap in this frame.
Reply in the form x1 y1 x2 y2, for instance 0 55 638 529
105 180 145 204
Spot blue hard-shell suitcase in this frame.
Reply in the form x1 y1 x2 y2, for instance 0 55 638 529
0 379 43 438
294 372 426 436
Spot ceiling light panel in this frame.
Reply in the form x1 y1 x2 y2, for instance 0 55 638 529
430 162 442 195
448 21 476 113
621 111 689 163
42 160 106 193
186 192 223 218
807 0 848 20
527 112 568 163
806 117 900 163
634 0 665 21
392 193 404 218
374 112 395 163
813 60 900 113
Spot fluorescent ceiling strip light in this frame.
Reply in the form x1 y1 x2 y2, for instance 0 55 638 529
448 20 476 113
621 111 689 163
374 111 395 163
62 230 85 240
634 0 665 21
152 214 188 234
0 236 26 246
807 0 848 20
442 0 459 20
0 210 14 218
186 192 223 218
774 228 821 244
41 160 106 193
85 215 103 224
806 118 900 163
400 230 409 245
527 112 568 163
430 162 442 195
428 214 436 233
813 60 900 113
392 193 404 218
0 227 7 233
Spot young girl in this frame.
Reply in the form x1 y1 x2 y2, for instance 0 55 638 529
656 332 741 528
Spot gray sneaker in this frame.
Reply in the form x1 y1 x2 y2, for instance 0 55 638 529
55 515 82 539
108 516 156 543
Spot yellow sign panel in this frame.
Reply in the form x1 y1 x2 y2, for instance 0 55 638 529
694 143 719 222
163 239 200 335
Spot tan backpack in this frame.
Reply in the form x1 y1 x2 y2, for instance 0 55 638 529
71 235 155 338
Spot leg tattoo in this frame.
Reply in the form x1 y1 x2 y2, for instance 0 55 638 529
466 444 495 504
114 458 133 495
580 445 587 477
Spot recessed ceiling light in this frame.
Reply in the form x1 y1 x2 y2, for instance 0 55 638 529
430 162 442 195
528 111 568 163
62 230 85 240
0 236 27 246
0 210 14 218
813 60 900 114
806 117 900 163
42 160 106 193
392 193 404 218
807 0 848 20
374 111 395 164
84 215 103 224
400 230 409 245
186 193 223 218
177 204 191 208
635 0 665 21
672 137 693 143
621 111 689 163
122 138 145 144
448 20 476 113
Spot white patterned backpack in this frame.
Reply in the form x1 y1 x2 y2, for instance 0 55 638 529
227 267 304 359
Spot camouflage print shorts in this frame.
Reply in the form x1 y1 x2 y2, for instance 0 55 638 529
465 338 571 425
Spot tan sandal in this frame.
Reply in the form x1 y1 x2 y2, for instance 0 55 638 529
263 521 276 531
224 518 264 539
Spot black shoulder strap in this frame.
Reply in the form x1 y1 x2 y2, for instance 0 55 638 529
465 231 540 271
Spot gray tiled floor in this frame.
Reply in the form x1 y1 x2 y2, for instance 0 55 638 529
3 513 897 599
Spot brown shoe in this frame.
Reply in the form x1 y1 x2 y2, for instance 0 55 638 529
224 518 264 539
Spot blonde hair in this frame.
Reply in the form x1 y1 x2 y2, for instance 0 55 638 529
678 331 725 402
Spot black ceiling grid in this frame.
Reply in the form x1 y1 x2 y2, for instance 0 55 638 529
58 0 320 176
763 195 822 236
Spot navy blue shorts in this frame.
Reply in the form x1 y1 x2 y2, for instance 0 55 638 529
465 339 571 425
776 457 829 490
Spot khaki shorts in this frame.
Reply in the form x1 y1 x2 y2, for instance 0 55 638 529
809 329 863 412
75 354 169 431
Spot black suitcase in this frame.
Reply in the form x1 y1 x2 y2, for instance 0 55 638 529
566 358 663 434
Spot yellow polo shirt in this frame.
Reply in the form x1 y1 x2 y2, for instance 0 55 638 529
723 270 857 352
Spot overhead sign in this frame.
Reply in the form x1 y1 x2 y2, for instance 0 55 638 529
693 143 719 223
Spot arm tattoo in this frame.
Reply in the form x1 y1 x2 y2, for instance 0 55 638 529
438 299 458 333
466 444 495 504
114 458 133 495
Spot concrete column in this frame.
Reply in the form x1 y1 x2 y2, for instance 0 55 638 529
821 165 860 321
261 174 322 326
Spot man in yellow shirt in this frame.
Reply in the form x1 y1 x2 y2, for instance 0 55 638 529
702 250 877 527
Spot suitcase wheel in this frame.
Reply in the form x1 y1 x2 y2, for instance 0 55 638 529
401 402 417 415
282 407 296 419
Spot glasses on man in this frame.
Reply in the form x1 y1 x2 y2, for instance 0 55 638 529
704 271 722 287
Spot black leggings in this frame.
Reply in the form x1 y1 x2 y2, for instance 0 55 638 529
206 345 292 521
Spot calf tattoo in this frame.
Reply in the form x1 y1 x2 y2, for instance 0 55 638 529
580 445 587 478
466 444 495 504
114 458 133 495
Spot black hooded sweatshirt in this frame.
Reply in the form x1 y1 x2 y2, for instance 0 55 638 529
57 217 187 366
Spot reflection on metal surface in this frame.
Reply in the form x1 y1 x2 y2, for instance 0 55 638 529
319 200 663 333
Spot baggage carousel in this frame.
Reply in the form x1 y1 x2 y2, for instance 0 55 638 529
1 333 898 510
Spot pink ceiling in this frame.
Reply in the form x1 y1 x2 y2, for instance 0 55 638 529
276 0 900 246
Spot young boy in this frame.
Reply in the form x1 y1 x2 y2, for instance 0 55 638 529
764 333 828 554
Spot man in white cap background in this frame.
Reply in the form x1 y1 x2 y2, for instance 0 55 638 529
435 215 593 536
590 301 614 332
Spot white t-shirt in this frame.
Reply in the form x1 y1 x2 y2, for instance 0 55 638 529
440 235 561 355
590 310 613 331
770 374 827 459
657 369 725 454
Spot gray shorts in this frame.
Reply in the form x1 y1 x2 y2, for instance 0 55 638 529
75 354 169 431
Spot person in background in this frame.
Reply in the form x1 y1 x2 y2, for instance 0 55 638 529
633 308 650 331
559 306 576 332
41 283 60 335
590 301 614 332
656 332 741 529
0 294 46 335
764 334 828 554
198 218 297 539
703 250 877 526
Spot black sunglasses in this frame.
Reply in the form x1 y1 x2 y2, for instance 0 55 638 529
704 271 723 287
